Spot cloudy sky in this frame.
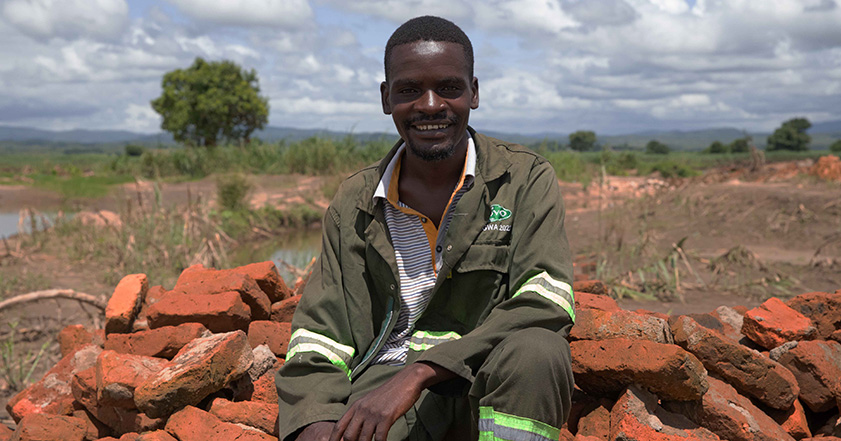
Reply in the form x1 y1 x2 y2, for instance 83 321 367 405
0 0 839 136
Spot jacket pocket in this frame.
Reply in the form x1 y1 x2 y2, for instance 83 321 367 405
454 244 508 273
437 244 509 327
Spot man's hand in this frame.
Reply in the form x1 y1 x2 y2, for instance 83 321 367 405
296 421 336 441
329 362 456 441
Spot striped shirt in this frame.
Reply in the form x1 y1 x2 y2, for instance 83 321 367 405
370 135 476 365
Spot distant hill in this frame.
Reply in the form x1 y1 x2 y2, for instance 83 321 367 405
1 120 838 153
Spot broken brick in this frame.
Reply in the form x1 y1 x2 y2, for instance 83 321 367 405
775 340 841 413
610 385 720 440
58 325 104 357
569 309 673 343
164 406 274 441
233 261 291 303
95 350 168 408
146 291 251 333
11 414 86 441
247 321 292 357
270 295 300 323
208 398 278 436
743 297 816 350
574 291 620 312
173 270 270 320
786 291 841 340
105 274 148 335
105 323 208 359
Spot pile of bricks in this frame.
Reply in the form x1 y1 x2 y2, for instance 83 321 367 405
3 261 302 441
566 281 841 440
1 264 840 441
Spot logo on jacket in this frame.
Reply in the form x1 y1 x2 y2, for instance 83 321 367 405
488 204 512 223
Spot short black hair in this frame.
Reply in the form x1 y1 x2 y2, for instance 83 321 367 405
384 16 474 82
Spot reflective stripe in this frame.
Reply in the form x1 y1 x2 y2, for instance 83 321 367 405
512 271 575 323
478 406 559 441
408 330 461 352
286 329 355 378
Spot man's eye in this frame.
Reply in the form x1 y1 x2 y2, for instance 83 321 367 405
399 88 418 94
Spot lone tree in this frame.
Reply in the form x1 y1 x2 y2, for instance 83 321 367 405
729 137 750 153
151 58 269 147
645 140 670 154
707 141 727 154
568 130 597 152
766 117 811 151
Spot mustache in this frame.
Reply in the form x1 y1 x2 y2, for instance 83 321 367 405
406 113 459 126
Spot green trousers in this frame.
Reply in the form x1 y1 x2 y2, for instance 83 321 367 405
348 328 574 441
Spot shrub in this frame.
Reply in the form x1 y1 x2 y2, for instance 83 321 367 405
216 174 252 211
645 140 670 155
830 139 841 153
125 144 145 157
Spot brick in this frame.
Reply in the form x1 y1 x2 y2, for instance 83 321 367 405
575 404 609 440
569 309 673 343
573 280 608 295
146 291 251 333
571 338 708 401
776 340 841 413
574 291 620 312
610 386 721 441
670 315 799 410
72 409 112 441
559 427 574 441
233 261 291 303
233 369 279 405
136 431 177 441
832 329 841 343
164 406 275 441
106 274 148 335
95 350 168 409
134 331 254 419
816 415 841 437
765 399 812 440
173 270 270 320
743 297 816 349
105 323 208 359
270 295 300 323
786 291 841 340
7 345 101 423
71 367 164 436
208 398 278 436
58 325 104 357
665 376 795 441
682 312 743 343
10 414 86 441
0 424 13 440
247 321 292 357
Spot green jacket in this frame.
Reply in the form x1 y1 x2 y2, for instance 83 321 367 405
276 128 575 441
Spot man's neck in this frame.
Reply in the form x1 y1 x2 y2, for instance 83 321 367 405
397 138 469 227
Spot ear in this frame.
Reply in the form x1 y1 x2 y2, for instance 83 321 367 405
380 81 392 115
470 77 479 110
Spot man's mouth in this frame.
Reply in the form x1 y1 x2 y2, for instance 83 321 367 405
413 123 450 131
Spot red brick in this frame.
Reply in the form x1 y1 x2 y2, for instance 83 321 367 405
72 409 111 441
786 291 841 340
233 261 291 303
11 414 86 441
247 321 292 357
235 369 280 405
775 340 841 413
766 399 812 440
134 331 254 419
7 345 101 423
570 338 708 401
208 398 278 436
146 291 251 333
136 431 177 441
105 323 208 359
743 297 816 349
569 309 673 343
610 386 720 441
71 367 164 436
0 424 13 440
559 427 574 441
106 274 148 335
58 325 104 357
95 350 168 409
670 315 799 410
173 270 270 320
575 404 609 440
832 329 841 343
117 435 139 441
270 295 300 323
633 309 670 321
164 406 274 441
574 291 620 312
665 376 795 441
573 280 608 295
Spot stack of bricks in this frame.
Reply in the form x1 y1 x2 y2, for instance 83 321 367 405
3 261 303 441
2 265 840 441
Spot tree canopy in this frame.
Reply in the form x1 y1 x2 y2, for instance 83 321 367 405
830 139 841 153
645 140 670 154
729 137 750 153
568 130 597 152
151 58 269 147
766 117 811 152
707 141 727 154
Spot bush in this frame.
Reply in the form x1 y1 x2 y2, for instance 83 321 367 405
125 144 145 157
216 174 252 211
650 160 698 178
707 141 728 154
645 140 670 155
830 139 841 153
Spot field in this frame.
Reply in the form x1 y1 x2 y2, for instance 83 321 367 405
0 140 839 426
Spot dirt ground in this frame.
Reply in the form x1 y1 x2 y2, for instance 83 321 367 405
0 160 839 426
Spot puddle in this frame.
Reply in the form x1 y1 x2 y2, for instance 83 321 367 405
231 228 322 284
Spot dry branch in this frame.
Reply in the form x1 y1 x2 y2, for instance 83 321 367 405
0 289 107 313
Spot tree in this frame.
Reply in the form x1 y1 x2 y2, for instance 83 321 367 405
766 117 811 152
645 140 670 154
151 58 269 147
830 139 841 153
568 130 597 152
707 141 728 154
729 137 750 153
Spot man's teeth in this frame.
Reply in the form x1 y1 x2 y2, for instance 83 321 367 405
415 124 449 131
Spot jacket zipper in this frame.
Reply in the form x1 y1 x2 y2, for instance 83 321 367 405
350 296 397 379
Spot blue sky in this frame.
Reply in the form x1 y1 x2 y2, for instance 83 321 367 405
0 0 839 136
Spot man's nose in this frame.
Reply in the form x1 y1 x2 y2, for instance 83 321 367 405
416 89 444 113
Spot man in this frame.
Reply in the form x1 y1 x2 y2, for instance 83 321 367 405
277 16 575 441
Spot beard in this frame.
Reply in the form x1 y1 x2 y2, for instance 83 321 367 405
403 113 462 162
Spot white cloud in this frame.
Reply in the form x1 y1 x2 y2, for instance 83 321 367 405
165 0 314 27
124 103 161 133
1 0 129 41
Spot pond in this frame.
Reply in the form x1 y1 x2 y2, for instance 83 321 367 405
0 211 65 239
230 228 322 285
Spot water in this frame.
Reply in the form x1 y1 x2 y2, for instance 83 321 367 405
231 228 322 285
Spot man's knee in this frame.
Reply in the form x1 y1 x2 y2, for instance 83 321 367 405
493 328 571 377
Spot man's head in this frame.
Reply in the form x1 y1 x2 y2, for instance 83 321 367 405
381 16 478 162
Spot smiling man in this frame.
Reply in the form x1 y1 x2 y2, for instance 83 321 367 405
276 16 575 441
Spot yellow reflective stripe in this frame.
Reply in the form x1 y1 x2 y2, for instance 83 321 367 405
478 406 559 441
513 282 576 323
536 272 573 300
286 343 351 379
408 330 461 352
288 329 355 359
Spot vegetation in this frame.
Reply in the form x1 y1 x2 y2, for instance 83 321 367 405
151 58 269 147
729 137 750 153
645 140 670 155
767 117 811 151
568 130 597 152
830 139 841 153
707 141 727 154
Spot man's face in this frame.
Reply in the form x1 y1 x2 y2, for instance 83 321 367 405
381 41 479 162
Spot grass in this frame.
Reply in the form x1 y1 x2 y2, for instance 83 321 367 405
0 272 50 300
0 321 50 391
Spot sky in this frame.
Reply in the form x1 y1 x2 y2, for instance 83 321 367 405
0 0 839 136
